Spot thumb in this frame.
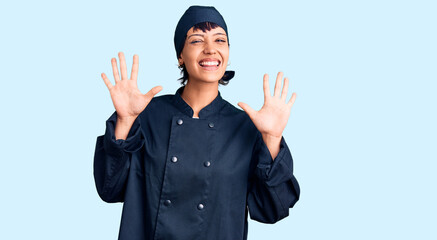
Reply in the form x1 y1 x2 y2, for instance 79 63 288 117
238 102 257 118
144 85 163 100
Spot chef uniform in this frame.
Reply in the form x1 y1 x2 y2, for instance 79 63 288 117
94 6 300 240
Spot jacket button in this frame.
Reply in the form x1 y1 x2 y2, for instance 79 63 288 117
171 156 178 163
208 122 214 128
197 203 204 210
204 161 211 167
164 200 172 206
177 119 183 125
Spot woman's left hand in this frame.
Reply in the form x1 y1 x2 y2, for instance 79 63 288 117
238 72 296 140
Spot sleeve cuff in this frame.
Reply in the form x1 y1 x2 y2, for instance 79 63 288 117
103 111 144 155
255 133 294 187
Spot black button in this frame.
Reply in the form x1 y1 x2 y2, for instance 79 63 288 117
204 161 211 167
208 122 214 128
177 119 183 125
197 203 204 210
171 156 178 163
164 200 172 206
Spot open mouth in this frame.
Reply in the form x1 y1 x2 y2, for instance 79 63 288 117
199 59 221 70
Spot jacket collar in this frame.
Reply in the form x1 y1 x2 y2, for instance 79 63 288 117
173 86 226 119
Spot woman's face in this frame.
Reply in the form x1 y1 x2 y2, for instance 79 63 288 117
179 26 229 84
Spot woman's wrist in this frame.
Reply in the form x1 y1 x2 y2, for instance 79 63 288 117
117 115 137 125
261 133 282 160
115 116 137 140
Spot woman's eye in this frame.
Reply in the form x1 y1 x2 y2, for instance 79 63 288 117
190 40 202 44
216 39 226 43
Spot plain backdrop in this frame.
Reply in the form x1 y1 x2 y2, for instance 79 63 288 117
1 0 436 239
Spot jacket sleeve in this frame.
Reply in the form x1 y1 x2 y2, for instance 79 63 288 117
93 111 145 203
247 131 300 223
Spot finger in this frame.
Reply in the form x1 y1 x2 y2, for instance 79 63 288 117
274 72 283 97
263 74 271 102
119 52 128 80
111 58 120 82
281 77 289 101
101 73 113 90
144 86 163 100
131 54 139 81
287 92 297 108
237 102 257 119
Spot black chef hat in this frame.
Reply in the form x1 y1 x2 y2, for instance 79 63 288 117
174 6 235 82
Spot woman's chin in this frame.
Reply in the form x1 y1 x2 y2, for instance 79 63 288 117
189 72 225 84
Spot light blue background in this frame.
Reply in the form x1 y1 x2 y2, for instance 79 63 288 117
1 0 436 239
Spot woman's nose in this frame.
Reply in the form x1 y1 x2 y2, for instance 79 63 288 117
203 41 217 54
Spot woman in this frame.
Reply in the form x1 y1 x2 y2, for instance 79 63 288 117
94 5 300 240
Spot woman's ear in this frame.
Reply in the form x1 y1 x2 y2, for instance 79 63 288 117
178 58 183 67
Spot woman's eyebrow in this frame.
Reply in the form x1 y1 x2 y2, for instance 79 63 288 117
187 33 227 39
187 34 204 39
213 33 227 37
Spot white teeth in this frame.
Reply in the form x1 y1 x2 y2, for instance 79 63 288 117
200 61 219 66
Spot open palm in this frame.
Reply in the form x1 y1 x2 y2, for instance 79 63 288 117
238 72 296 138
101 52 162 120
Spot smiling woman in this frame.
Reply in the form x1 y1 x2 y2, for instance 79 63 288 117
94 5 300 240
179 23 229 83
178 22 232 86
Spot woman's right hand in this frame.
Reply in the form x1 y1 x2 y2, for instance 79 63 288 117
101 52 163 122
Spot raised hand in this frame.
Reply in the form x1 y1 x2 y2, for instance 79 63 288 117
238 72 296 158
102 52 163 122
